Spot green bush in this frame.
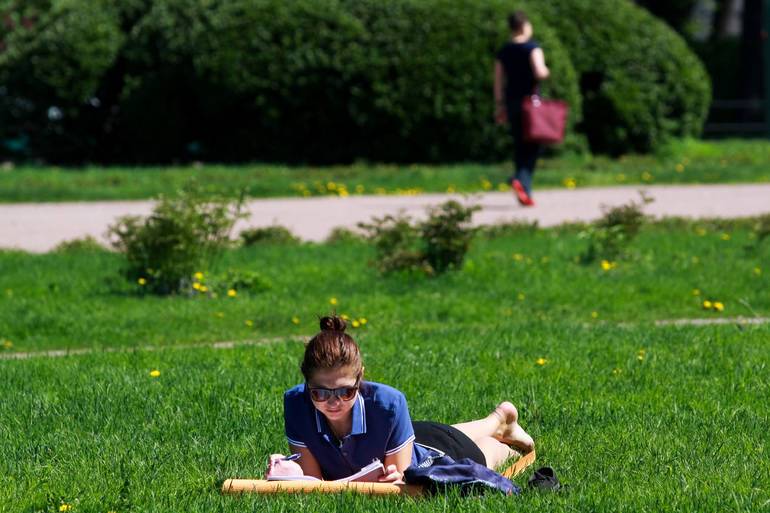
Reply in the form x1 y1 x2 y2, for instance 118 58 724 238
240 226 300 246
51 236 108 253
359 200 478 275
579 194 652 263
0 0 123 160
539 0 711 154
107 188 244 294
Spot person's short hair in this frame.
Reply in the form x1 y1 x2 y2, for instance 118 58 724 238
508 11 529 32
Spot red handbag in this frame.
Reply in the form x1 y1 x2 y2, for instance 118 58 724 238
521 95 569 145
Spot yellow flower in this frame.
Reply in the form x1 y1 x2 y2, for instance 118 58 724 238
137 277 147 286
446 185 456 193
562 177 577 189
702 300 713 310
637 355 644 361
199 285 208 293
193 272 204 281
352 320 361 328
713 301 724 312
338 189 349 198
600 260 616 271
480 179 492 190
149 370 160 378
591 311 599 319
497 182 509 192
245 320 254 327
675 163 685 173
2 339 12 349
536 357 547 366
329 297 338 305
192 282 202 291
291 316 300 325
641 171 653 182
692 288 701 296
612 368 622 376
512 253 524 262
720 233 731 241
326 182 337 191
355 184 365 194
753 267 762 276
227 289 237 298
359 318 367 325
340 313 350 321
695 227 707 236
517 292 526 301
59 504 71 512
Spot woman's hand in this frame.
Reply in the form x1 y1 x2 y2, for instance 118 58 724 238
378 464 405 484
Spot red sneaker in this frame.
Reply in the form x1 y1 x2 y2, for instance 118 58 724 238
512 179 535 206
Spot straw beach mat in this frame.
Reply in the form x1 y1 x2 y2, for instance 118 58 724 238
221 450 536 496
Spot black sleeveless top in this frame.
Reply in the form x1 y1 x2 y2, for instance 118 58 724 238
496 40 539 102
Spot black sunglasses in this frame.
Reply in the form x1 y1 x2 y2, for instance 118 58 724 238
307 376 361 403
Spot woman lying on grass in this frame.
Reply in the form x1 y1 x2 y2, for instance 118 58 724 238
281 315 535 482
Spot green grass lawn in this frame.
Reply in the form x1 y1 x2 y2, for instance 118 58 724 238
1 139 769 203
1 223 768 512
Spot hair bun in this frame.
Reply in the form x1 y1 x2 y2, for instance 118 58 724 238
319 315 346 332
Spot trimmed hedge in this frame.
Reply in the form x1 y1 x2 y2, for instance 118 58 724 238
539 0 711 154
0 0 708 163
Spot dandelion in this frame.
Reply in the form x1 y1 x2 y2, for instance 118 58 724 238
600 260 616 271
754 267 762 276
591 311 599 319
517 292 526 301
2 339 12 349
199 285 208 293
446 185 456 193
713 301 724 312
245 320 254 327
329 297 338 305
512 253 524 262
536 357 547 366
192 282 202 291
291 316 300 325
675 163 685 173
59 504 71 512
480 179 492 190
227 289 237 298
149 370 160 378
326 182 337 191
612 368 622 376
692 289 701 296
563 177 577 189
359 318 367 325
352 320 361 328
338 188 349 198
137 277 147 286
702 300 713 310
193 272 204 281
720 233 731 241
340 313 350 321
637 349 646 361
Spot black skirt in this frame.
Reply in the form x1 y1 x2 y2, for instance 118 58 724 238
412 421 486 467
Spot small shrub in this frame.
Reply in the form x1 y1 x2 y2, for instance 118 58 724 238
325 227 366 244
52 236 108 253
420 200 480 274
752 214 770 246
107 188 244 294
240 226 299 246
218 269 271 293
359 200 479 275
579 193 652 263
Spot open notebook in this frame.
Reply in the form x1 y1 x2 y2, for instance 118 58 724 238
267 459 386 483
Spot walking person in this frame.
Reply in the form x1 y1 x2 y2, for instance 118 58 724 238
494 11 550 206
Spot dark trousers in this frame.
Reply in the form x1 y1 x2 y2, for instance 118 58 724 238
506 101 541 195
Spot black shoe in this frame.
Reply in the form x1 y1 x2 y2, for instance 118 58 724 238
527 466 561 491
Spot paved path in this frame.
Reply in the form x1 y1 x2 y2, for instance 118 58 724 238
2 183 769 252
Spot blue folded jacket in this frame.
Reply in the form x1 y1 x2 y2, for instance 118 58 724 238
404 455 521 496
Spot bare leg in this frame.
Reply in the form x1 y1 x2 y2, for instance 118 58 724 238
474 437 520 469
452 401 535 453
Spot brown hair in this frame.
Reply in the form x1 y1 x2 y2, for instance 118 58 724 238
508 11 529 32
300 315 362 380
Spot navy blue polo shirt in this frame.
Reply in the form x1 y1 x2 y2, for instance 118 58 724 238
284 381 433 480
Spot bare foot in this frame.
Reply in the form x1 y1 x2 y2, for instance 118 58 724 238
492 401 535 453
